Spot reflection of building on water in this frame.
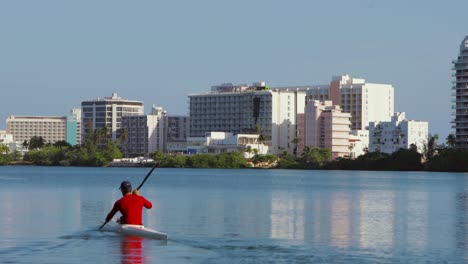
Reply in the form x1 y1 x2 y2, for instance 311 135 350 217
359 191 395 249
455 175 467 259
456 191 468 259
0 189 81 246
407 192 428 251
270 192 305 241
330 192 351 248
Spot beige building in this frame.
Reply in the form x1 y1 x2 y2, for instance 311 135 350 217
303 100 351 159
6 115 67 144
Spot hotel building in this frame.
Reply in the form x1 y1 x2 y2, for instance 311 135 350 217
452 36 468 149
81 93 144 143
307 74 394 130
121 106 166 157
6 115 67 144
189 82 306 155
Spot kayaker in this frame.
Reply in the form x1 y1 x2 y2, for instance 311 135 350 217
105 181 153 225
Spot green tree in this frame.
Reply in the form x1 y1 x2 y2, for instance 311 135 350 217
102 140 123 162
387 147 423 171
149 150 165 162
22 140 29 150
303 147 332 168
423 134 439 161
426 148 468 172
29 136 45 149
0 144 10 154
245 145 253 158
53 140 72 148
446 134 456 148
117 128 129 157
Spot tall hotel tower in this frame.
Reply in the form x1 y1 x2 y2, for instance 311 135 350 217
81 93 144 142
452 36 468 149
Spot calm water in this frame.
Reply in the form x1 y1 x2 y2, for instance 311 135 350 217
0 166 466 263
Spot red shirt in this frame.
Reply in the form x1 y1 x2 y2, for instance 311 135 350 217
105 194 153 225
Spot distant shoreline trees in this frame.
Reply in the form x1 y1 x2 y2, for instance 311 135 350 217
1 133 468 172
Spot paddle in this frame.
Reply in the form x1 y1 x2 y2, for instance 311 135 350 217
98 162 159 230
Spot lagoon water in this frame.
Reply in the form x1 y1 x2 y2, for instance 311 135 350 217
0 166 466 263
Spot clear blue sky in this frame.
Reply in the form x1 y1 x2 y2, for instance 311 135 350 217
1 0 467 141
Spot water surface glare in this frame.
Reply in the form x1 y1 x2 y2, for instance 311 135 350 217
0 166 466 263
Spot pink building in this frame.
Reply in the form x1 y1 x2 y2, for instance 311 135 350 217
304 100 351 159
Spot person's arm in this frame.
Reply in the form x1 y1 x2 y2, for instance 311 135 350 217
143 197 153 209
133 189 152 209
105 201 120 222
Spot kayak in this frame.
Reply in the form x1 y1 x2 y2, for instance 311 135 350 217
101 221 168 240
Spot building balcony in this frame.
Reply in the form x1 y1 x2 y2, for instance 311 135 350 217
453 65 468 70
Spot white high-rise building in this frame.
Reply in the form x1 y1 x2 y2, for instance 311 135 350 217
81 93 144 143
368 112 428 154
189 82 306 155
6 115 67 143
452 36 468 149
308 74 394 130
121 106 167 157
303 100 351 159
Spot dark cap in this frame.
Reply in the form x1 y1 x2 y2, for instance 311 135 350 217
119 181 132 193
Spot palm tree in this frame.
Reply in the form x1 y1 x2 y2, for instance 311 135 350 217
291 137 300 156
446 134 456 148
0 144 9 154
22 140 29 150
423 134 439 161
118 128 129 157
29 136 45 150
245 145 253 158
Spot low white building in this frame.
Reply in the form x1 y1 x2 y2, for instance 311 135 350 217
0 130 26 154
187 132 269 157
369 112 428 154
349 130 369 158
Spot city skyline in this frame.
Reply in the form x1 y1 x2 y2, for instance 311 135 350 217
1 1 467 141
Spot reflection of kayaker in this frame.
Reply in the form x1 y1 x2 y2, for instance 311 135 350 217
105 181 152 225
121 235 143 264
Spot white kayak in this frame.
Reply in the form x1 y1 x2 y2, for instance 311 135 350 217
101 221 168 240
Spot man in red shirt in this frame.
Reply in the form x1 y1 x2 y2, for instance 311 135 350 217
105 181 153 225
